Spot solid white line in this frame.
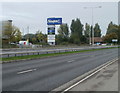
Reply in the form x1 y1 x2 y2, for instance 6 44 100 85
17 69 37 74
62 58 118 92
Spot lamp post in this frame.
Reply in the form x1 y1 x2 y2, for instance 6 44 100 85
84 6 102 46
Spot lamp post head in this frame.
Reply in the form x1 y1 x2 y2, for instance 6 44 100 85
83 7 87 9
83 6 102 9
98 6 102 8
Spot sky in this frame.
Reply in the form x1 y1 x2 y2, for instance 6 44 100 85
0 1 118 36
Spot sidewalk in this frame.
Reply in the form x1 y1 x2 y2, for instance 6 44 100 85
70 61 118 91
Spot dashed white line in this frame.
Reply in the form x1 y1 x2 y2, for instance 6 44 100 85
67 60 75 63
17 69 37 74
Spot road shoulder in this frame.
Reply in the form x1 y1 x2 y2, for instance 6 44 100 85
70 60 118 91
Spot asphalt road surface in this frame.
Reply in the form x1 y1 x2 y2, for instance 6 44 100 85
2 48 118 91
69 60 118 91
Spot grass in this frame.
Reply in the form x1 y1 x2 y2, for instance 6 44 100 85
1 47 118 62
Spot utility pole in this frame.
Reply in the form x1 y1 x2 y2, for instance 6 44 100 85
84 6 102 46
92 8 94 46
27 26 29 42
22 28 24 36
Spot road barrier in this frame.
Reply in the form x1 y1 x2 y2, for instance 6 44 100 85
1 46 118 58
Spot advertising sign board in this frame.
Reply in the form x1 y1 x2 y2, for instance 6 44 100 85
48 30 55 34
47 35 55 40
47 18 62 25
48 39 55 42
48 27 55 35
47 35 55 44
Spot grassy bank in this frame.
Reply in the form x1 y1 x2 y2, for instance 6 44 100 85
1 47 118 62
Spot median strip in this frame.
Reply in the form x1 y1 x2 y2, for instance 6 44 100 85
1 47 118 63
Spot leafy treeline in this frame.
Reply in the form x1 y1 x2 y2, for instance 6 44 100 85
56 18 102 45
22 31 47 44
2 25 22 45
103 22 119 43
70 18 83 44
56 18 119 45
2 24 47 46
2 18 119 46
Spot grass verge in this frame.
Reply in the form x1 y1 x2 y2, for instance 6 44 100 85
1 47 118 62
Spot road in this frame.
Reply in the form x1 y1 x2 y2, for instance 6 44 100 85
2 48 118 91
69 60 118 91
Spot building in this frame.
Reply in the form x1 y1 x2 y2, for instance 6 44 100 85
94 37 103 43
2 20 12 39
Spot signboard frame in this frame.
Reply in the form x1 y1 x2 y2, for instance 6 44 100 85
112 39 118 42
47 18 62 25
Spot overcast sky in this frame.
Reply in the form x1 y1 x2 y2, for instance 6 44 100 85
1 2 118 35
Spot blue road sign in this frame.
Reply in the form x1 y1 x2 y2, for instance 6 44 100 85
47 18 62 25
48 30 55 35
48 30 55 33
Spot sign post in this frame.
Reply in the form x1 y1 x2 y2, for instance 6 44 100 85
112 39 118 45
47 17 62 45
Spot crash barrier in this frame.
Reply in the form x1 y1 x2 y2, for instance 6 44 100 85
1 46 118 58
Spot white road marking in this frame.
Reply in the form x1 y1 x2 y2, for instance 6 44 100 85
62 58 118 92
67 60 75 63
17 69 37 74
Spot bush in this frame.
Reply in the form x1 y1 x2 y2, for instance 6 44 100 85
60 42 70 45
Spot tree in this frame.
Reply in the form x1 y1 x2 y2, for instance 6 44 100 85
35 31 47 44
94 23 101 37
56 23 69 44
70 18 83 44
22 31 47 44
103 22 119 43
58 23 69 38
106 21 118 35
32 37 37 44
84 23 90 37
23 34 35 43
103 32 118 43
84 23 91 44
2 25 22 43
80 35 87 44
13 27 22 42
90 25 93 38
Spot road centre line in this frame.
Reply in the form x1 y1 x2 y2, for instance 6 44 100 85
17 69 37 74
62 58 118 92
67 60 75 63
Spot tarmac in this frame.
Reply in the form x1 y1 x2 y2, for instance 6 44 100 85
69 60 118 91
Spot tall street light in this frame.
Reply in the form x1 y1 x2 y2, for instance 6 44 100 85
84 6 102 46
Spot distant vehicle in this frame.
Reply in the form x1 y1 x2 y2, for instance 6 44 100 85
19 40 29 45
101 43 107 46
96 43 101 45
10 42 16 45
18 40 33 48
